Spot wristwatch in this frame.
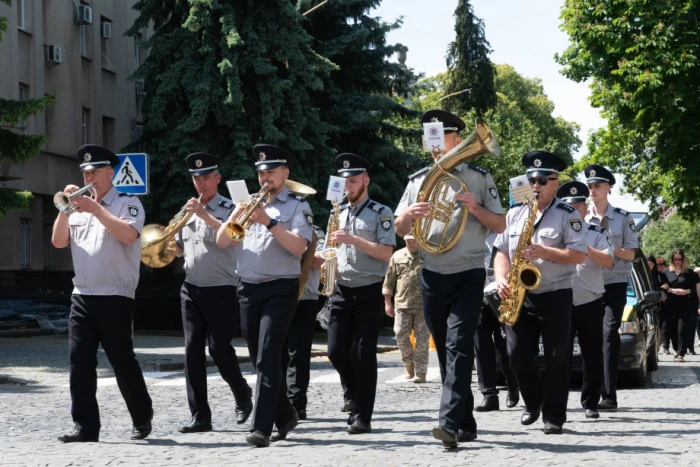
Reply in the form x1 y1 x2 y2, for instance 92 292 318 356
266 218 278 230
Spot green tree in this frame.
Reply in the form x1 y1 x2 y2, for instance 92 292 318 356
399 65 580 203
444 0 496 116
641 215 700 267
0 0 55 220
557 0 700 217
299 0 423 218
125 0 335 223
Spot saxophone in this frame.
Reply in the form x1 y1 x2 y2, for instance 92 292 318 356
319 193 347 296
498 195 542 326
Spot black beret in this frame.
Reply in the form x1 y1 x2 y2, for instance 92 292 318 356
556 181 589 204
420 109 466 134
253 144 294 171
77 144 120 172
522 150 567 177
185 152 220 176
334 153 372 178
584 164 616 186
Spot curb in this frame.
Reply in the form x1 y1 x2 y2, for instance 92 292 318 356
153 345 399 372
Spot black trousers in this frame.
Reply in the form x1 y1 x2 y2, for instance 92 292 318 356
686 306 698 351
419 268 485 433
601 282 627 403
571 297 604 410
475 302 518 397
239 278 299 436
505 288 572 426
660 303 670 350
181 282 250 421
284 298 319 412
68 295 152 435
328 282 383 424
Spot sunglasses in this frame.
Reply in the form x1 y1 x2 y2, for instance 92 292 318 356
528 177 559 186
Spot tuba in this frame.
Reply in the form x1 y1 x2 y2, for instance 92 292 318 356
319 193 347 296
498 195 541 326
412 118 500 255
140 194 202 268
286 180 319 301
54 184 96 216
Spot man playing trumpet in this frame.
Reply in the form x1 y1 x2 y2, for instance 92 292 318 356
216 144 314 447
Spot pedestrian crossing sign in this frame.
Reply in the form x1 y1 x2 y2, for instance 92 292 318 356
114 153 149 195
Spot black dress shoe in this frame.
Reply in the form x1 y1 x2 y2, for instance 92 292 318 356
178 418 212 433
131 420 152 440
271 416 298 442
341 400 355 412
520 407 541 426
585 409 600 419
432 426 457 448
57 429 99 443
543 421 562 434
246 430 270 448
346 413 356 426
236 386 254 425
457 430 477 442
506 391 520 408
347 419 371 434
475 396 499 412
297 409 307 420
597 399 618 410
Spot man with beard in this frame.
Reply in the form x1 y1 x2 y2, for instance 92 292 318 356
322 153 395 435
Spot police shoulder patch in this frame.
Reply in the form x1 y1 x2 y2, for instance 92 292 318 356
380 217 392 231
557 202 575 213
466 163 488 175
303 210 314 227
629 219 636 232
487 185 499 199
570 218 583 232
408 166 429 180
614 207 630 216
127 205 140 217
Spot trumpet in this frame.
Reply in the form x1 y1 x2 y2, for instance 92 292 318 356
53 184 96 216
140 194 202 268
225 182 271 240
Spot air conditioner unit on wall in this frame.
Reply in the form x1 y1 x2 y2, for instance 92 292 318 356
77 5 93 25
135 80 146 96
101 22 112 39
44 44 63 64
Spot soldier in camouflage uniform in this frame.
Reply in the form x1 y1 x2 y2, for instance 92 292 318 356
382 235 430 383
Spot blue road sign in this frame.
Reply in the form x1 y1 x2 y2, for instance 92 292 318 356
114 153 149 195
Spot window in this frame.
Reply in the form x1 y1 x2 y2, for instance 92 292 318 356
134 33 142 69
100 18 112 64
18 84 28 134
17 0 25 30
80 24 87 56
102 116 115 151
82 108 89 145
20 219 32 269
43 224 52 269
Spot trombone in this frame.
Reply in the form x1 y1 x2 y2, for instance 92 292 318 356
53 184 96 216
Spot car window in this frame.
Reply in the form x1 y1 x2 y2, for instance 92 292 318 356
627 275 637 298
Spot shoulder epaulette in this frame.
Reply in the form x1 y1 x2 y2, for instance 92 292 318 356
466 163 488 175
557 202 575 213
295 195 307 202
408 166 429 180
368 201 385 213
614 207 630 216
218 199 233 209
588 224 605 233
118 192 133 197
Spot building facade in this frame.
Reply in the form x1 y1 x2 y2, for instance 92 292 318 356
0 0 147 298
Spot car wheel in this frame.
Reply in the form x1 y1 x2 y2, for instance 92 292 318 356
647 336 659 372
627 357 648 388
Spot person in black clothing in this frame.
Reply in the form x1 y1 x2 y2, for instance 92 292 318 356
648 255 669 355
662 250 699 362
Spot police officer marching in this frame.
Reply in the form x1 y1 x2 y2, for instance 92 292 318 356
556 181 614 420
216 144 314 447
322 153 396 435
584 164 639 410
175 153 253 434
395 109 506 448
52 145 153 443
283 224 325 420
494 151 587 435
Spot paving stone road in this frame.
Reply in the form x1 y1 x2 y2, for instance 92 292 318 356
1 335 699 466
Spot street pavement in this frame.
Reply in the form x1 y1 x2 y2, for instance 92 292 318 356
1 334 700 466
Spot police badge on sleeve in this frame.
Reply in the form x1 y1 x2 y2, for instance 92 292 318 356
629 220 636 232
128 205 139 217
380 217 392 231
304 210 314 227
570 219 582 232
488 185 498 199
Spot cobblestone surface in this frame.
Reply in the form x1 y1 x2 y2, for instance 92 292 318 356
1 335 699 466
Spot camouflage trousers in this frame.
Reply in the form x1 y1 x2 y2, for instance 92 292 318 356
394 307 430 376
